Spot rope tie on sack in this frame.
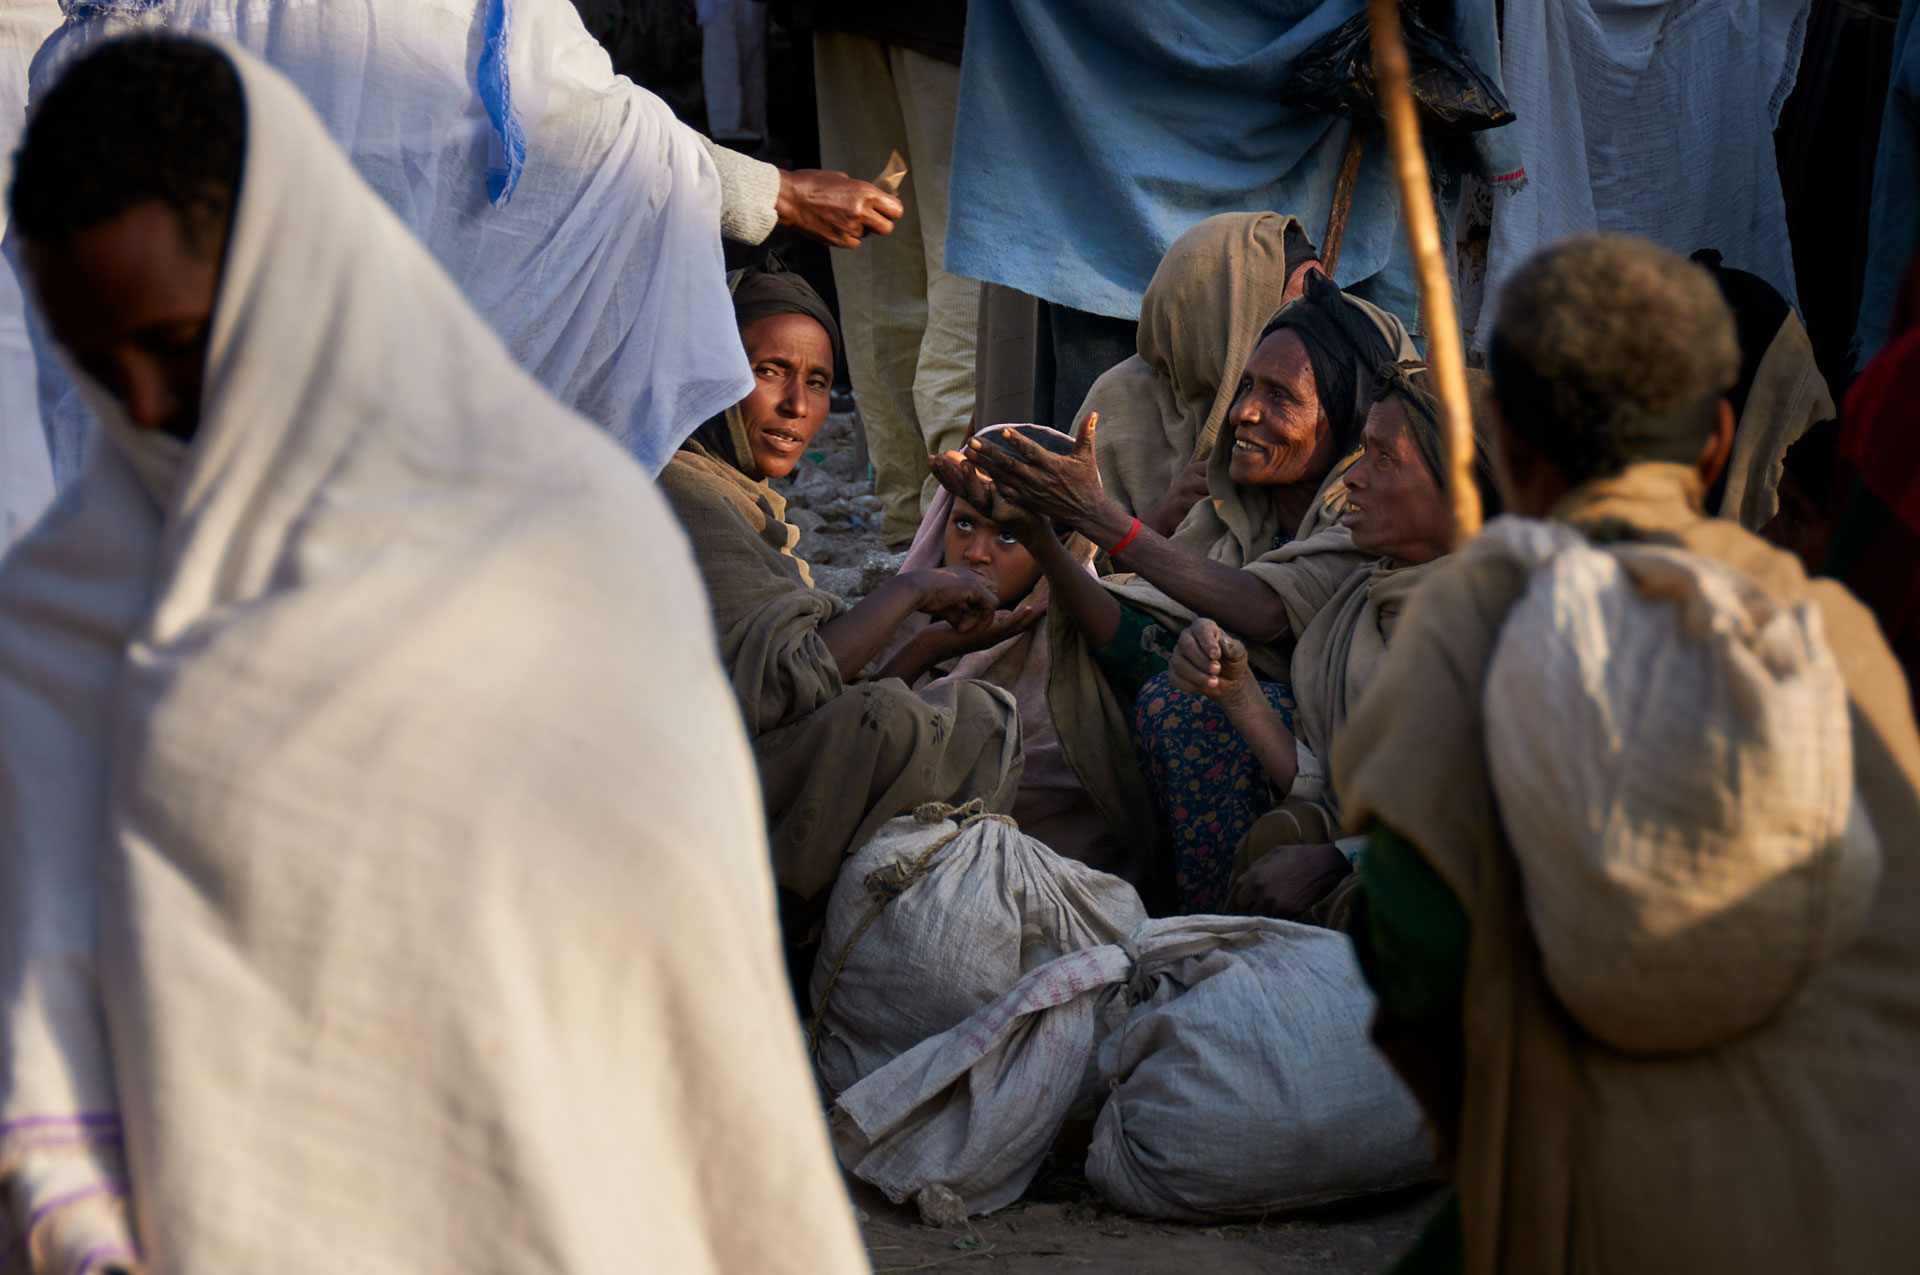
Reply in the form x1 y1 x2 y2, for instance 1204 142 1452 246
807 800 1016 1058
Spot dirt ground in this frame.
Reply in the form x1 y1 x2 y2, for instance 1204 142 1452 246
780 413 1436 1274
853 1175 1439 1275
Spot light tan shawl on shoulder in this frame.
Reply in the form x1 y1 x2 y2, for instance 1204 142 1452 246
1086 212 1305 517
1717 309 1835 531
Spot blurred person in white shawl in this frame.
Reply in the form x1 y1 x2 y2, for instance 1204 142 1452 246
0 0 60 548
0 33 869 1275
14 0 900 488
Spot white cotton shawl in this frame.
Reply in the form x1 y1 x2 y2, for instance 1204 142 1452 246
21 0 749 483
0 44 866 1275
1481 0 1811 350
0 0 60 550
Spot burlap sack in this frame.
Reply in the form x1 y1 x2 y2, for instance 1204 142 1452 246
832 917 1430 1220
1085 920 1432 1219
1481 519 1878 1054
808 804 1146 1099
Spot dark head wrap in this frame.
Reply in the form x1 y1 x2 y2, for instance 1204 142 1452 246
1258 271 1417 455
1690 249 1791 420
728 258 844 368
1374 361 1503 518
688 259 843 476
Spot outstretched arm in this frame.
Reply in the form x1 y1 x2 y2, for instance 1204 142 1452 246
818 568 996 683
874 598 1048 684
964 417 1292 642
1169 619 1298 790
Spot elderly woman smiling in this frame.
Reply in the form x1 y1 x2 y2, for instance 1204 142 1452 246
1172 367 1501 922
937 273 1414 908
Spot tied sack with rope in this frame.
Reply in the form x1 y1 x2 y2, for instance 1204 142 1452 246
832 916 1430 1220
1481 519 1877 1054
808 802 1146 1099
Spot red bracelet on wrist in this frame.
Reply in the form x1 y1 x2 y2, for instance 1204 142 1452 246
1109 517 1142 558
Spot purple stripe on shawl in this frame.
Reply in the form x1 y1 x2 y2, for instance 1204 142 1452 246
74 1242 139 1275
0 1182 128 1270
0 1114 121 1137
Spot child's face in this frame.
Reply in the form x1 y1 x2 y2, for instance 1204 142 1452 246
944 497 1042 608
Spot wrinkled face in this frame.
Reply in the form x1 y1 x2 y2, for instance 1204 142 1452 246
944 496 1041 605
26 199 224 441
738 312 833 480
1224 329 1337 488
1341 396 1454 566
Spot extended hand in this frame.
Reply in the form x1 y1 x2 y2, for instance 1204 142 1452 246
929 596 1048 657
1143 459 1212 538
776 169 903 248
1227 843 1352 920
928 449 1047 541
905 566 999 629
964 412 1113 533
1169 618 1255 708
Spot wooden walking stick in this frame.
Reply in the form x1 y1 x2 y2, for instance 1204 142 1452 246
1366 0 1481 543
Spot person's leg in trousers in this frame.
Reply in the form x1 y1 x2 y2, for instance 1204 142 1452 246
894 46 979 517
700 0 764 145
814 30 930 546
1045 302 1139 432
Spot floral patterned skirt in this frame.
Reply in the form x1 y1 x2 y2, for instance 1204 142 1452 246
1132 669 1296 914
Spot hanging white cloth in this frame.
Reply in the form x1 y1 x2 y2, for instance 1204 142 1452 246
0 0 61 550
1482 0 1812 350
0 41 865 1275
20 0 751 483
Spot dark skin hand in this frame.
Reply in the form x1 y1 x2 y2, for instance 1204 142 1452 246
1168 618 1297 790
963 414 1297 644
875 596 1048 684
818 566 998 683
775 169 904 249
930 442 1127 647
1142 458 1211 538
1228 842 1353 919
1170 616 1351 918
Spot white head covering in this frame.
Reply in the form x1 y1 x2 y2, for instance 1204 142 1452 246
0 40 864 1275
21 0 750 483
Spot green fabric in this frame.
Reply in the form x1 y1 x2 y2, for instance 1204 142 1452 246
1090 600 1180 709
1355 822 1470 1023
1352 821 1469 1275
1389 1193 1465 1275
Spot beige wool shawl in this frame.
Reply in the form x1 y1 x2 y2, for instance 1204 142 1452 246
1716 309 1835 531
1085 212 1306 517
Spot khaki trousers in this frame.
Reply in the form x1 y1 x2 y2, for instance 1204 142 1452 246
814 30 978 545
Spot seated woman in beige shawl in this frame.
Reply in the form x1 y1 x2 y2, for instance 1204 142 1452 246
941 273 1414 908
1337 236 1920 1274
1165 367 1501 927
658 264 1021 943
1083 211 1323 536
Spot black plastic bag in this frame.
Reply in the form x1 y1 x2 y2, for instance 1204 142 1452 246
1279 6 1514 135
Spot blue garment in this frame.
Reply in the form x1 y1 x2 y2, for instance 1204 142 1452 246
945 0 1518 331
1854 0 1920 369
